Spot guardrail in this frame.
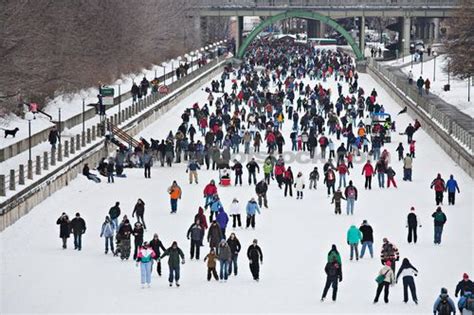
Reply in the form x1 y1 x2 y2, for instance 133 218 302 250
194 0 460 8
0 56 228 200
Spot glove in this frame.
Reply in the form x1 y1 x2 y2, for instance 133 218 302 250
187 237 190 240
181 260 185 265
405 225 408 228
419 225 422 228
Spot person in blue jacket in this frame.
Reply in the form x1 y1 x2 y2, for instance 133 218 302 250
216 208 229 239
458 291 474 314
433 287 456 314
208 195 223 223
246 198 261 229
346 225 362 261
100 216 115 254
445 175 460 205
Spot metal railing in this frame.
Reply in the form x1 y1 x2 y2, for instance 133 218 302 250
368 58 473 155
194 0 460 8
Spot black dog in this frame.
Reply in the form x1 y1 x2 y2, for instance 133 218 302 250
2 127 19 138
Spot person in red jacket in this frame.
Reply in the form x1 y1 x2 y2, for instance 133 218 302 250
430 174 446 205
203 180 218 208
337 161 349 189
283 166 294 197
195 207 208 231
274 163 286 189
362 161 374 190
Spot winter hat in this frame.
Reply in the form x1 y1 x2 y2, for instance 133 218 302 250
410 206 415 211
441 288 448 294
464 273 469 280
362 220 368 225
383 238 388 243
385 260 392 267
115 202 120 206
75 212 80 217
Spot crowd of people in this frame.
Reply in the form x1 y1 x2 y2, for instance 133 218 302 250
64 38 471 313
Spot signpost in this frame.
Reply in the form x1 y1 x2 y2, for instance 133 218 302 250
101 87 115 105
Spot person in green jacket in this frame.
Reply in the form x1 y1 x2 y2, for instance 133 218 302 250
263 160 273 184
160 241 185 287
347 225 362 261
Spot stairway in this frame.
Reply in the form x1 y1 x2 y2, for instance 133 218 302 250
107 122 141 148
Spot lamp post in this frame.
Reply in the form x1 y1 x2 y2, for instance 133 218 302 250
161 62 167 84
401 38 405 63
420 47 425 76
448 60 450 86
25 111 34 179
170 59 175 83
116 79 122 122
58 107 62 144
433 51 438 82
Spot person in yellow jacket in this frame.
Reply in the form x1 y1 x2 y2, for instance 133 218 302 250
168 181 182 214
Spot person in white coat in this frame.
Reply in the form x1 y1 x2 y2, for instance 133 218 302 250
229 198 242 228
294 172 306 199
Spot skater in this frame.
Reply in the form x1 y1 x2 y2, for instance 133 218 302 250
231 159 243 186
294 172 305 199
136 242 156 288
374 261 395 304
337 161 349 189
246 158 260 185
432 206 447 245
344 181 358 215
204 249 219 281
168 181 182 213
143 150 153 178
332 188 346 215
229 198 242 228
347 225 362 261
396 258 419 304
362 161 374 190
132 199 146 230
227 233 241 276
359 220 374 259
403 154 413 181
396 143 404 161
246 198 261 229
256 179 269 208
247 239 263 281
283 166 294 197
445 175 460 205
82 163 101 183
149 233 166 276
458 290 474 314
433 288 456 314
117 219 132 260
187 219 204 260
70 212 86 251
132 222 144 260
216 208 229 239
430 173 446 205
195 207 208 231
187 159 200 184
207 220 222 251
380 238 400 272
407 207 421 244
108 201 121 229
160 241 185 287
56 212 71 249
100 216 115 254
218 240 232 281
321 256 343 302
386 166 397 188
203 180 218 208
455 273 474 298
324 168 336 196
208 194 223 222
309 167 319 189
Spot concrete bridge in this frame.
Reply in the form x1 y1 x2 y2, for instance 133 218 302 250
190 0 460 61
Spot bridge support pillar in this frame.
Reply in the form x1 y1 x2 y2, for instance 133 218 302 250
400 17 411 57
359 16 365 57
307 20 325 38
236 16 243 56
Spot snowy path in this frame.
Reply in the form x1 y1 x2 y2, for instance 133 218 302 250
0 62 472 314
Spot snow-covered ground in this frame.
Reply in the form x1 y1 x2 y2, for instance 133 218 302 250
400 56 473 118
1 56 472 314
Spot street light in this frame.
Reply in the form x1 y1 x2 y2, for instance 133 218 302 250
420 47 425 76
153 65 159 79
116 79 122 121
161 62 167 84
58 107 62 144
25 111 34 162
401 38 405 63
433 51 438 82
170 59 175 83
80 90 87 133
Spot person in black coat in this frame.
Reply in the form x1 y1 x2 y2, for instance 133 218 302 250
246 158 260 185
187 219 204 260
255 179 268 208
404 124 415 144
48 126 59 149
407 207 421 244
455 273 474 297
227 233 241 276
247 239 263 281
321 259 343 302
149 234 166 276
56 212 70 249
231 159 243 186
132 222 144 260
359 220 374 258
132 199 146 230
70 212 86 250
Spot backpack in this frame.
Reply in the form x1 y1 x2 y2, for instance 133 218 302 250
347 187 356 199
438 297 451 315
466 294 474 311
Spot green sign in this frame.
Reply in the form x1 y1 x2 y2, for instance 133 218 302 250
101 87 114 97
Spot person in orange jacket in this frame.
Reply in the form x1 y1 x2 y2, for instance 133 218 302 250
168 181 182 214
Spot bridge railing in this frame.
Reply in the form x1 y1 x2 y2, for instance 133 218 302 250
195 0 460 8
